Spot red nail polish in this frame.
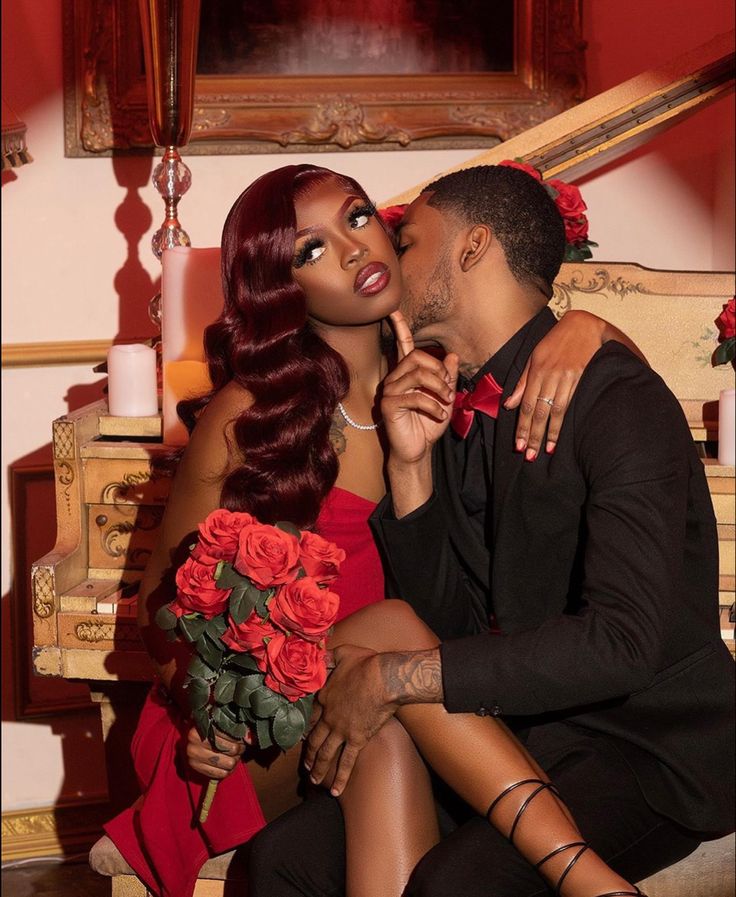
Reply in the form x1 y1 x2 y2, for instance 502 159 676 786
525 449 537 462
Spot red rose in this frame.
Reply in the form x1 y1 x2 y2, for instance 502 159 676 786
221 611 277 667
564 216 589 246
269 577 339 642
499 159 543 182
174 555 231 619
717 298 736 340
548 179 587 220
192 508 255 564
234 523 301 589
299 531 345 584
378 204 407 231
264 633 328 701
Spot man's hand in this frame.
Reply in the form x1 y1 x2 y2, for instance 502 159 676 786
186 725 247 780
304 645 398 797
383 311 459 466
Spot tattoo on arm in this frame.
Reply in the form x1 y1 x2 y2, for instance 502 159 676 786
379 649 443 705
329 413 347 456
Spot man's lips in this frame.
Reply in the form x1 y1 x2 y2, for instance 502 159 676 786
354 262 390 296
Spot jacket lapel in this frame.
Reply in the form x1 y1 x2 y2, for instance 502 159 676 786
491 308 558 537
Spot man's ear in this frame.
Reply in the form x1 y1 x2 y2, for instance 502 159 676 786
458 224 492 272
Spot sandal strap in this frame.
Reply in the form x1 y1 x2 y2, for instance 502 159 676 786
486 778 562 847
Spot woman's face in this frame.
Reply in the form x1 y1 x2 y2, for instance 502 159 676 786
291 178 402 327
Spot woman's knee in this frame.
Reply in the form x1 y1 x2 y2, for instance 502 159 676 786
333 599 438 652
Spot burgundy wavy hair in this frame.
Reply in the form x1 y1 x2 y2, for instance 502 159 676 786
179 165 378 529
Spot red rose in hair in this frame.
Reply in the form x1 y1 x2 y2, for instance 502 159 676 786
717 298 736 340
221 611 277 667
563 216 589 246
174 556 231 619
234 523 301 589
192 508 255 563
264 633 328 701
269 577 339 641
378 204 408 230
499 159 543 182
548 179 587 222
299 531 345 584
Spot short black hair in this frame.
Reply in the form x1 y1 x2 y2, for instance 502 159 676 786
421 165 565 296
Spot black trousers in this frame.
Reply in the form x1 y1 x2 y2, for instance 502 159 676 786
247 724 704 897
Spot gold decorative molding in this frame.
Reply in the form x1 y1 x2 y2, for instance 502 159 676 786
32 567 56 619
1 800 109 862
2 339 112 368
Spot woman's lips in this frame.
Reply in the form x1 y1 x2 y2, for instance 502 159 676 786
354 262 390 296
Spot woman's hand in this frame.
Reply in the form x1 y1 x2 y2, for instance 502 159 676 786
504 311 645 460
186 724 247 781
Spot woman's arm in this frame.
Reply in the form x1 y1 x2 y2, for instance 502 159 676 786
137 381 250 711
505 310 648 460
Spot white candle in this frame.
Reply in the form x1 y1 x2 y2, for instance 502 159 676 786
107 344 159 417
718 388 736 466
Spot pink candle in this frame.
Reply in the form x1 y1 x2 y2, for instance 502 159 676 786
718 388 735 466
107 344 159 417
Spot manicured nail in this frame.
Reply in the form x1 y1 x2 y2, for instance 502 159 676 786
546 441 556 454
525 448 537 462
516 439 526 452
330 787 340 797
303 762 311 771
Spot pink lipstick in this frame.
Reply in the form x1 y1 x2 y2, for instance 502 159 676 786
354 262 390 296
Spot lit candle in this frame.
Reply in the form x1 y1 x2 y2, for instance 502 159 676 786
718 388 735 466
107 344 159 417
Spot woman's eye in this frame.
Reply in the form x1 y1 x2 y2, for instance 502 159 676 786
397 243 410 257
294 240 326 268
348 203 376 230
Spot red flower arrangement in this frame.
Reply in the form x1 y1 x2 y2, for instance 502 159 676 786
713 297 736 367
157 508 344 819
499 159 598 262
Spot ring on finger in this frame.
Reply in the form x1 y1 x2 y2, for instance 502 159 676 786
536 395 554 407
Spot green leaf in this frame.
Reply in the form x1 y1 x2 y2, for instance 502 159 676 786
714 339 736 366
206 614 228 639
178 614 208 643
191 707 211 741
155 604 178 631
255 716 273 749
295 693 315 726
272 702 308 751
255 588 272 620
214 671 238 705
234 674 263 708
187 655 217 682
226 652 262 674
185 677 211 711
194 636 223 672
275 521 301 538
212 706 244 739
250 685 285 718
229 584 261 625
217 563 249 590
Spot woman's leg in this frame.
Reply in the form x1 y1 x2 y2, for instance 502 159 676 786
331 601 640 897
248 688 439 897
338 718 440 897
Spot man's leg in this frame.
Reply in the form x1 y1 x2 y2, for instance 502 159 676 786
406 725 702 897
248 789 346 897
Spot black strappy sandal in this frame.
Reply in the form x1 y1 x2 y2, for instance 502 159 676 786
487 778 648 897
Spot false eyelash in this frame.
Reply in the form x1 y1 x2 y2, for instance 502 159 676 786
348 201 377 224
293 237 324 269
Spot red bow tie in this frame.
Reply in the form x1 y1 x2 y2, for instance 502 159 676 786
451 372 503 438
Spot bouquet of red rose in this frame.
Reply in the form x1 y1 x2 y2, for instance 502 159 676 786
156 508 344 820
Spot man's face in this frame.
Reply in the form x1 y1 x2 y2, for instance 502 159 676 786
397 193 455 341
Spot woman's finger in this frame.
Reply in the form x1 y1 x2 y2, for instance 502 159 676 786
543 377 575 454
511 365 543 454
389 311 414 360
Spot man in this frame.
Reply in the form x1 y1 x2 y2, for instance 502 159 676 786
252 165 735 894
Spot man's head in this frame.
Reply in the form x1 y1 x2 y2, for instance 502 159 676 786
397 165 565 345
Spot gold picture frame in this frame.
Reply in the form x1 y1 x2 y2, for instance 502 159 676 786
63 0 586 156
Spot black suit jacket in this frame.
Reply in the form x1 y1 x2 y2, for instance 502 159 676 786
372 309 735 833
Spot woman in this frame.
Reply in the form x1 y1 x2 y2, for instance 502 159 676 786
105 164 646 897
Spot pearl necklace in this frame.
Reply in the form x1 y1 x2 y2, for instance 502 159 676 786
337 401 381 431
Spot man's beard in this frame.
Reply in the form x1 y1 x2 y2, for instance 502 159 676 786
405 250 453 337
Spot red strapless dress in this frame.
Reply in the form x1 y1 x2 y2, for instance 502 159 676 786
104 488 385 897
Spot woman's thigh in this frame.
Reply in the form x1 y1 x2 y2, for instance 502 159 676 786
330 599 439 653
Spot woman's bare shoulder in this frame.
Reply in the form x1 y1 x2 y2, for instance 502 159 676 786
181 381 252 480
